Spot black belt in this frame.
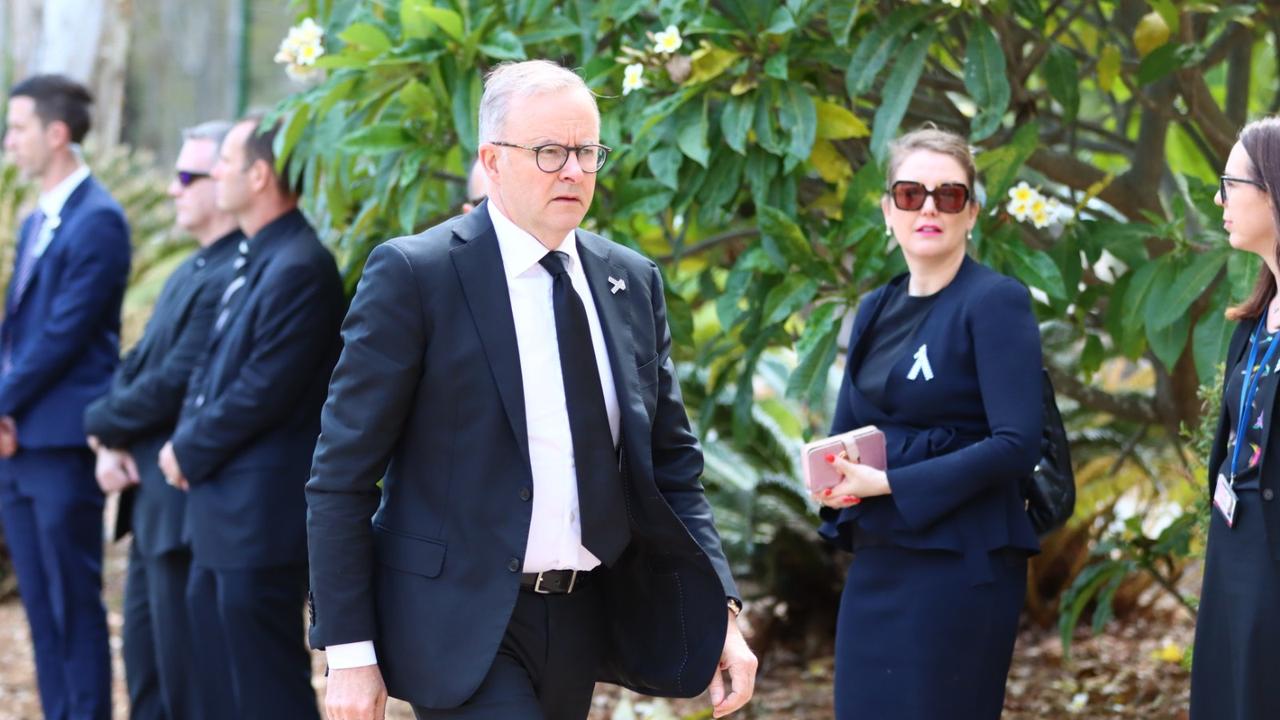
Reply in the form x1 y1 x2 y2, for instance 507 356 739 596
519 569 590 595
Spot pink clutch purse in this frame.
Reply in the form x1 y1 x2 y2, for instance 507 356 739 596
801 426 887 493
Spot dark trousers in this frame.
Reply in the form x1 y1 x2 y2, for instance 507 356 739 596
123 543 199 720
186 563 319 720
0 448 110 720
412 579 605 720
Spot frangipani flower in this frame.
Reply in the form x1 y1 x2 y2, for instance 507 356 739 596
653 25 682 54
276 18 326 83
1005 181 1074 228
622 63 645 95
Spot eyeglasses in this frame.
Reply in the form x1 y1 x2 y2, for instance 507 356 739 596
1219 175 1267 203
888 181 971 213
176 170 211 187
490 141 612 173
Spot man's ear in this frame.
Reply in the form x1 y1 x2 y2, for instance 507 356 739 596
248 158 273 194
44 119 71 151
477 144 501 184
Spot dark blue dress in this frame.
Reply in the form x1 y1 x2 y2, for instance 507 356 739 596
821 257 1042 720
1190 322 1280 720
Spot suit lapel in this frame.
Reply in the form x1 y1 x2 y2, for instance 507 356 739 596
576 232 642 438
450 203 529 461
11 176 93 310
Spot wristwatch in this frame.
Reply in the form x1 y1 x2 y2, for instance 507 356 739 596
727 597 743 617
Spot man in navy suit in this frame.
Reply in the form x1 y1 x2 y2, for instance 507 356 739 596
84 119 242 720
309 60 757 720
157 115 341 719
0 74 131 720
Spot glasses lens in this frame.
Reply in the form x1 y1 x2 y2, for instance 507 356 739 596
893 182 926 211
536 145 569 172
935 185 969 213
177 171 207 187
577 146 608 173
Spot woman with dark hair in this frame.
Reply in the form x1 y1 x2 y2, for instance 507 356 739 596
1191 116 1280 719
814 126 1043 719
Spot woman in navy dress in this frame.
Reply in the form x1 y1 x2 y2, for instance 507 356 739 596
815 127 1043 719
1190 116 1280 720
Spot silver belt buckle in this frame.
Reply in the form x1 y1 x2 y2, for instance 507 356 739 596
533 570 577 594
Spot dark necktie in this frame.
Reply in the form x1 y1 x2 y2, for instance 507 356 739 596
11 210 46 301
214 237 251 333
538 250 630 564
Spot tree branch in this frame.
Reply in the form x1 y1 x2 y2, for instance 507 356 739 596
1047 363 1159 425
657 227 759 263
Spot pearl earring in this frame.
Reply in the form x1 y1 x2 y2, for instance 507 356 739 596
885 225 893 237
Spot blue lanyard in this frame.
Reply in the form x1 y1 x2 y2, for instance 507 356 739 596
1231 315 1280 481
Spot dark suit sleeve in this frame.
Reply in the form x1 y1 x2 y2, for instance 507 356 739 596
84 271 218 448
306 243 425 648
644 262 739 600
887 278 1043 530
170 256 338 484
0 208 130 418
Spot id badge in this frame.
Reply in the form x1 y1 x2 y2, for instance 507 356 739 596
1214 473 1238 527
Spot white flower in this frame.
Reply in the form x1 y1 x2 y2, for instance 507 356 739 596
653 25 682 54
1007 198 1030 221
296 41 325 66
1008 181 1035 205
285 63 324 84
276 18 326 82
1029 196 1051 228
941 0 963 6
622 63 645 95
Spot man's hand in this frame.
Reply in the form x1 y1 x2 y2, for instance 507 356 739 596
708 609 758 718
95 447 140 494
0 416 18 458
158 441 188 491
325 665 388 720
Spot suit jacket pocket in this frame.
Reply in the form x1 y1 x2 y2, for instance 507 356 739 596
373 524 446 578
636 354 660 389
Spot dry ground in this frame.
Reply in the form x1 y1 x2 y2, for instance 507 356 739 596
0 539 1193 719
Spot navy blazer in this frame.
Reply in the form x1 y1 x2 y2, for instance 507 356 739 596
822 256 1042 578
306 202 737 709
172 210 343 569
0 175 131 448
83 231 241 555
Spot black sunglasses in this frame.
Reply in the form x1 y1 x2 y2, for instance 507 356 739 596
1219 175 1267 203
888 181 971 214
176 170 211 188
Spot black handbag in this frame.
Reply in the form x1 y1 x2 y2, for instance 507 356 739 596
1022 368 1075 535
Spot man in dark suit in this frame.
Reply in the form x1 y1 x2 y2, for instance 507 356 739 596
158 115 342 720
308 60 757 720
83 119 242 720
0 74 131 720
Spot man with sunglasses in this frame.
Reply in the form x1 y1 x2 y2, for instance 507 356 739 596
83 120 242 720
0 74 130 720
308 59 756 720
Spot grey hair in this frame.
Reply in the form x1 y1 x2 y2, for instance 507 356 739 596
477 60 596 144
181 120 233 146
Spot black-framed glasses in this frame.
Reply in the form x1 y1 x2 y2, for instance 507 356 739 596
888 181 971 214
490 141 612 173
1220 175 1267 203
176 170 211 187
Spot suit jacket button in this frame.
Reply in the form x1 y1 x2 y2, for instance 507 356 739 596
508 558 520 573
519 487 531 502
1265 489 1275 502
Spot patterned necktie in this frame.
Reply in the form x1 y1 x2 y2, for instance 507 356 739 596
214 237 251 333
538 250 630 564
11 210 46 301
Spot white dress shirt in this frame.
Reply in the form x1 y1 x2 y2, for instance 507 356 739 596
327 202 622 670
31 164 90 258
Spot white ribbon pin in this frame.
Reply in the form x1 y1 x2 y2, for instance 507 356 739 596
608 276 626 294
907 343 934 381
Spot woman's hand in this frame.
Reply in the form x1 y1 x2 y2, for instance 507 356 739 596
813 451 891 509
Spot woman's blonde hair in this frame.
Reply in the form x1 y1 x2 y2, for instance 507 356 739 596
886 125 978 194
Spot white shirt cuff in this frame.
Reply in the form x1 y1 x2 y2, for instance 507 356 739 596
326 641 378 669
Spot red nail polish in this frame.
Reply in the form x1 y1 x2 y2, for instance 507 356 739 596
823 488 832 497
825 453 836 464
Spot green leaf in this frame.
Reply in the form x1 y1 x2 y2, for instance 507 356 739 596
963 22 1010 142
976 121 1039 202
717 262 754 329
418 5 466 43
616 179 674 217
1149 249 1228 331
689 43 742 84
721 95 756 155
757 205 814 270
762 276 819 326
827 0 863 48
340 123 413 153
676 96 711 168
1136 43 1185 85
1042 45 1080 122
1142 255 1184 331
1148 313 1191 371
814 99 868 140
764 53 789 80
1006 243 1067 300
753 85 786 156
778 84 817 165
767 6 797 34
479 30 526 60
647 145 683 191
788 302 842 404
870 28 935 162
451 70 482 156
398 79 434 115
1012 0 1045 30
339 22 392 54
845 5 929 97
746 148 779 210
1194 283 1232 387
665 289 694 347
401 0 433 39
276 104 310 171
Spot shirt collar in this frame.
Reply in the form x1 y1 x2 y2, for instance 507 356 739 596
37 164 90 221
486 201 579 282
